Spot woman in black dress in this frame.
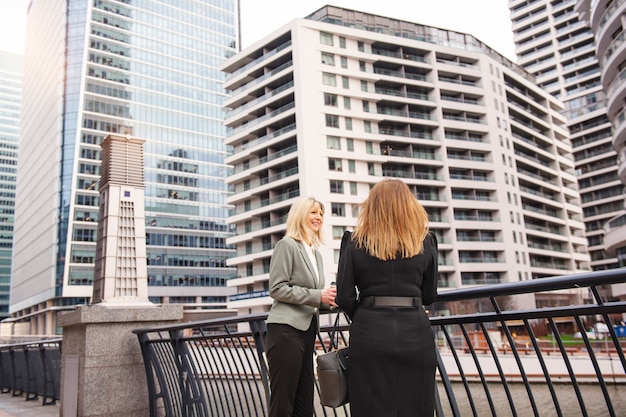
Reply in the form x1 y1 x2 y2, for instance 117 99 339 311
336 179 438 417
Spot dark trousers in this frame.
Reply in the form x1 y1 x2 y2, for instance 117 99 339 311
266 319 316 417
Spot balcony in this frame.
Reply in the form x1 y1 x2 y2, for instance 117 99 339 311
604 212 626 256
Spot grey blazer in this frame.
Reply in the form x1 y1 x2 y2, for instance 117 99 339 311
266 237 326 331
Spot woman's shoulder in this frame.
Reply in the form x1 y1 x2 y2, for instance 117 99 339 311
276 236 300 249
422 232 438 254
340 230 353 252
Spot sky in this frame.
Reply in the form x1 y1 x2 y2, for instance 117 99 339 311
0 0 516 61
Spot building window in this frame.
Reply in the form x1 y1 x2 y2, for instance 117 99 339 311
346 138 354 151
321 52 335 66
341 56 348 68
328 158 343 172
361 80 368 92
343 96 351 109
324 93 338 107
359 61 366 71
339 36 346 48
350 182 357 195
330 180 344 194
325 114 339 128
323 72 337 87
364 121 371 133
320 32 334 46
331 202 346 216
342 76 349 89
327 136 341 150
333 226 346 239
357 41 364 52
348 160 356 173
345 117 352 130
362 101 370 112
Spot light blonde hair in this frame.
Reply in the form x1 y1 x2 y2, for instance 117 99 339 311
285 197 325 247
352 179 429 260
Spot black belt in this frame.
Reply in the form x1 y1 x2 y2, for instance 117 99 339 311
359 296 422 308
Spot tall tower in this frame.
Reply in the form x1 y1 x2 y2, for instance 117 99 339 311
92 134 150 305
509 0 623 272
221 6 590 316
12 0 239 334
575 0 626 294
0 51 21 320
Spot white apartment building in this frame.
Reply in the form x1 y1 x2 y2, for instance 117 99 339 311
576 0 626 283
509 0 623 271
221 6 590 316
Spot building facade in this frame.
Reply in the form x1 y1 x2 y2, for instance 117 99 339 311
576 0 626 285
11 0 239 334
509 0 623 272
0 51 21 320
221 6 590 317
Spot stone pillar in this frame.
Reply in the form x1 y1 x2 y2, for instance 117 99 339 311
58 304 182 417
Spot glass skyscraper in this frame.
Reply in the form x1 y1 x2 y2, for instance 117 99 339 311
0 51 21 320
12 0 238 334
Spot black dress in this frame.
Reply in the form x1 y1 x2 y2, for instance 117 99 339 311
336 231 438 417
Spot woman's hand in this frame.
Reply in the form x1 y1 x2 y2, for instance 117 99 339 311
321 285 338 309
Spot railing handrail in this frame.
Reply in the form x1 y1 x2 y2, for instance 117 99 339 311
436 267 625 300
133 268 626 335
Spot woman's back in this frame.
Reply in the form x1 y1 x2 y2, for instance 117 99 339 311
337 233 438 417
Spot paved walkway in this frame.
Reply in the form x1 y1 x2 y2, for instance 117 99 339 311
0 393 59 417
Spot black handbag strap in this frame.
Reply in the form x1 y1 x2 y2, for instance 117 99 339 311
328 313 342 350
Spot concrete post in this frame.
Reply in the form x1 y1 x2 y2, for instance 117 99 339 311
58 304 182 417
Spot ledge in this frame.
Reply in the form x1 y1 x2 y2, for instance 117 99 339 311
57 303 183 328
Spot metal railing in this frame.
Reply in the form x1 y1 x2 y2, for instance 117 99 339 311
0 338 62 406
134 268 626 417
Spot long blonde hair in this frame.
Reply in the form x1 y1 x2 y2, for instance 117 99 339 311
285 197 325 247
352 179 429 260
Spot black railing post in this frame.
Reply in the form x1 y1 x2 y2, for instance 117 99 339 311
170 329 209 417
249 318 270 411
24 345 39 401
435 347 460 417
136 332 168 417
40 343 61 405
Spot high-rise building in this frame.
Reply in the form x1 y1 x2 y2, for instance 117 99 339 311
575 0 626 280
509 0 623 272
0 51 21 320
221 6 590 316
11 0 239 334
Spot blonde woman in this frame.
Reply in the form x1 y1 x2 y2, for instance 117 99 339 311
336 179 438 417
266 197 337 417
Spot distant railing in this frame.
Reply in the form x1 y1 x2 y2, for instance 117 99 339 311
0 338 62 406
134 268 626 417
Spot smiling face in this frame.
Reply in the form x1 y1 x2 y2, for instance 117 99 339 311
307 204 324 235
